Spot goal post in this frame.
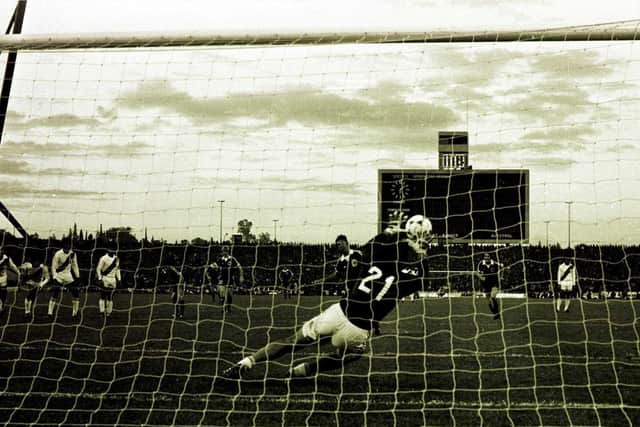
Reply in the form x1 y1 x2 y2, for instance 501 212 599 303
0 23 639 427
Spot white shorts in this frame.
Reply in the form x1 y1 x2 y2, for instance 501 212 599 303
560 284 574 292
301 302 370 353
55 271 75 286
102 277 117 289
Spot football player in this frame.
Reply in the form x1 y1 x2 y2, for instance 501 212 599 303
314 234 364 297
160 255 186 320
556 252 578 312
48 238 81 319
214 245 244 314
96 241 121 319
476 252 506 320
204 260 220 303
0 247 21 314
222 214 432 379
20 258 50 318
279 267 294 299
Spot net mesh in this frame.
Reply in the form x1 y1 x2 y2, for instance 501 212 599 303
0 30 639 426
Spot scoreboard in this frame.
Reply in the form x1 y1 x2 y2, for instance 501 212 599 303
379 169 529 243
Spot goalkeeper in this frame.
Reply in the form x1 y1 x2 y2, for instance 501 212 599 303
222 213 432 379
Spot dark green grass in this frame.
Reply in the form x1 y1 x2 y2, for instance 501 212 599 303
0 290 639 426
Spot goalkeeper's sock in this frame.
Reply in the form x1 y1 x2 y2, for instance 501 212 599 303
238 356 255 370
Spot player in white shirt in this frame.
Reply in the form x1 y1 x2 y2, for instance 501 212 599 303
96 242 121 318
556 254 578 312
49 238 81 319
0 247 21 314
19 258 50 318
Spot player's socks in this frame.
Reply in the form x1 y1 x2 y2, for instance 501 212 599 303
106 300 113 315
48 299 55 316
98 299 105 313
72 300 79 317
291 363 308 377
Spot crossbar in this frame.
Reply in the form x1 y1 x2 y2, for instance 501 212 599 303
0 24 638 50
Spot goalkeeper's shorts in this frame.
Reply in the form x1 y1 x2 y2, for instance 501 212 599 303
301 302 370 354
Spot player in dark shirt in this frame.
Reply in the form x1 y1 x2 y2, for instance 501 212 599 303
212 246 244 313
204 261 220 303
314 234 364 296
159 257 186 319
279 267 294 299
476 253 506 320
222 214 432 379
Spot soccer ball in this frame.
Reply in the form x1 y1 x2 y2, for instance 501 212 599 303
405 215 432 237
405 215 433 252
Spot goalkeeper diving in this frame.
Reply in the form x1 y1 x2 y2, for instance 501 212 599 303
222 211 433 379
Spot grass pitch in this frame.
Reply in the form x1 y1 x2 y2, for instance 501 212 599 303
0 290 638 426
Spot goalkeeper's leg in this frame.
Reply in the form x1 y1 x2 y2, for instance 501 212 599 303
223 329 314 378
291 348 365 377
244 329 312 367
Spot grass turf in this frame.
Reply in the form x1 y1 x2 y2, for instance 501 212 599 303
0 290 639 426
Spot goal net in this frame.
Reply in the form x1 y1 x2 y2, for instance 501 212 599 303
0 24 639 426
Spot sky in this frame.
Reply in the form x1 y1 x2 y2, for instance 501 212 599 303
0 0 639 245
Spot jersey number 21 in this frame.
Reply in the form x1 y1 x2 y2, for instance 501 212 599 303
357 266 395 301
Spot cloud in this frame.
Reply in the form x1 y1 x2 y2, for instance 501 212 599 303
521 156 574 168
116 81 459 130
520 124 596 150
529 50 618 79
6 113 103 131
0 155 86 177
192 173 372 197
0 140 152 159
0 158 32 175
0 180 103 199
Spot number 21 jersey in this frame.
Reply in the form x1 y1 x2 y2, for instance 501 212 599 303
340 231 429 330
